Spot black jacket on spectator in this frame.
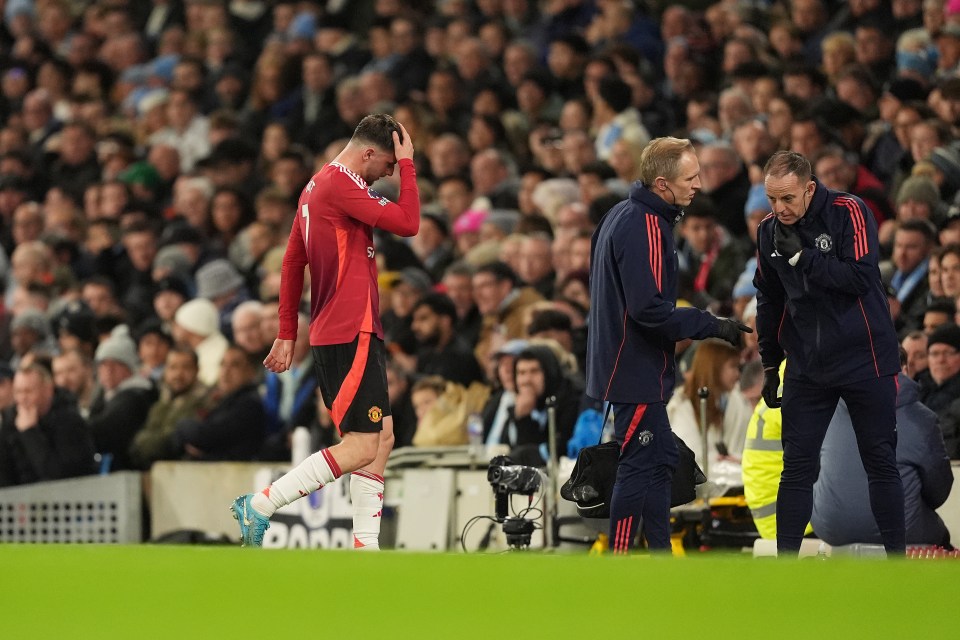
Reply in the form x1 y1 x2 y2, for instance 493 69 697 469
388 47 434 100
895 276 930 335
503 346 583 466
48 155 100 204
704 168 751 238
174 383 265 461
284 87 347 153
88 376 158 471
936 398 960 460
918 370 960 418
0 390 97 487
416 337 485 387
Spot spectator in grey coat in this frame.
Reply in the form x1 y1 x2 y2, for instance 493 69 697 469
813 370 953 547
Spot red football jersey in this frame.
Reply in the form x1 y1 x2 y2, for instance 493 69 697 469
278 158 420 345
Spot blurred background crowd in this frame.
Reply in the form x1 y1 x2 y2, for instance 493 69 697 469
1 0 960 491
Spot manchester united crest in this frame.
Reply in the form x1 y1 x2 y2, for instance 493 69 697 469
368 406 383 422
815 233 833 253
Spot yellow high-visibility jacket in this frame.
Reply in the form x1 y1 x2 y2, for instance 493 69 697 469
741 361 812 539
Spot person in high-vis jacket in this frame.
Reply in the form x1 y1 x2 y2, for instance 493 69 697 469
754 151 904 557
742 362 786 540
587 136 751 554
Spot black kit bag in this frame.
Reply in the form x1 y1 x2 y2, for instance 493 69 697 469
560 440 620 518
561 408 706 518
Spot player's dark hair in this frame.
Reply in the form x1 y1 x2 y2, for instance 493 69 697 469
352 114 402 151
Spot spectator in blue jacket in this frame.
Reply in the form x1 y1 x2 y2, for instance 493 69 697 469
586 136 750 553
813 368 952 548
754 150 904 556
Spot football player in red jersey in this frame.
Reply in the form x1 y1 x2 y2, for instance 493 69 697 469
232 114 419 548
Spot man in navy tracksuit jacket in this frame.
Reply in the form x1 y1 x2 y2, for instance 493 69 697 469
753 151 905 556
587 137 750 553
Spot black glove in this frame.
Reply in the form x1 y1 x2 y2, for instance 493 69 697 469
714 318 753 347
762 367 781 408
774 221 802 261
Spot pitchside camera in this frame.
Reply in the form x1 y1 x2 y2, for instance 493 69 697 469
487 455 542 549
487 456 541 497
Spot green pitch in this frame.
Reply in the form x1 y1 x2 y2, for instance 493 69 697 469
2 546 955 638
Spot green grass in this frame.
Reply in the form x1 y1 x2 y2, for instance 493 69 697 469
1 546 956 639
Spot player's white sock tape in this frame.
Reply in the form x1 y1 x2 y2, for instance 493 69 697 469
351 470 385 550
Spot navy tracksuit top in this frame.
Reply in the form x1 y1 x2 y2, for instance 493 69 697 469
586 183 720 404
753 179 899 385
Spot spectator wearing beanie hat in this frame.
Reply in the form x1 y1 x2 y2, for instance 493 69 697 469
878 176 945 249
929 145 960 201
87 326 158 472
918 323 960 417
173 298 228 387
897 176 943 222
195 258 250 340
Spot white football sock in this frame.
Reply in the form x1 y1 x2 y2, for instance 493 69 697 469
251 449 342 517
350 470 385 550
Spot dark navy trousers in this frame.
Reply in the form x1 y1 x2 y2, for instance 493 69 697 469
609 401 678 553
777 374 905 555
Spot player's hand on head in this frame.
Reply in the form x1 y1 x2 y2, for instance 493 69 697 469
393 122 414 161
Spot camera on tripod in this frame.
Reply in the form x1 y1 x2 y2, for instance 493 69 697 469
487 455 542 549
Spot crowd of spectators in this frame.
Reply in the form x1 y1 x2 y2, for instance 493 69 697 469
2 0 960 489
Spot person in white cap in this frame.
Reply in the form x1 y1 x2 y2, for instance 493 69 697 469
172 298 228 387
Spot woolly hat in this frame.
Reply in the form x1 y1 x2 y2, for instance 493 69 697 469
154 245 194 280
453 208 488 236
94 326 140 372
398 267 433 294
484 209 520 236
930 146 960 191
174 298 219 338
928 323 960 353
896 176 941 208
10 309 48 336
195 259 244 299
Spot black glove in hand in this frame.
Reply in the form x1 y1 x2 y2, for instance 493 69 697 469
714 317 753 347
773 221 802 261
762 367 781 408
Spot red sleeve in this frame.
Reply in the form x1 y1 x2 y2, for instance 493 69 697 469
337 158 421 237
277 216 307 340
